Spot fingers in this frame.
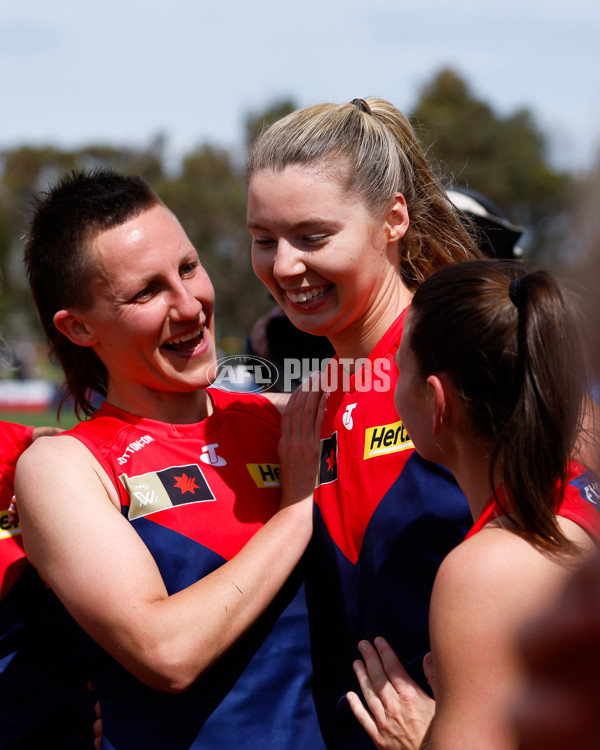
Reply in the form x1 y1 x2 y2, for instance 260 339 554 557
281 373 322 441
316 390 327 437
32 426 63 440
372 637 420 700
423 652 437 698
351 641 435 750
358 638 422 703
7 497 18 526
353 642 406 726
93 700 103 750
278 374 325 506
358 640 392 694
346 690 381 745
280 373 324 463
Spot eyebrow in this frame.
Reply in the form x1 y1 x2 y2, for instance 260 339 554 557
247 218 335 231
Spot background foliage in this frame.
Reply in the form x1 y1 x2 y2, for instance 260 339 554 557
0 69 585 385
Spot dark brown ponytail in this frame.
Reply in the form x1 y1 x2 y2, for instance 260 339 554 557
409 259 586 552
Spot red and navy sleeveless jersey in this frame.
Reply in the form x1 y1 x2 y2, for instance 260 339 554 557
307 312 472 748
0 421 96 748
465 462 600 540
0 421 32 598
65 388 326 750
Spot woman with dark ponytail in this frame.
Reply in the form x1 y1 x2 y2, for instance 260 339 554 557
347 260 599 750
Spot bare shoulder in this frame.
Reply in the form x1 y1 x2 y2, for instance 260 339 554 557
436 527 578 599
17 432 95 473
16 433 120 511
432 526 591 649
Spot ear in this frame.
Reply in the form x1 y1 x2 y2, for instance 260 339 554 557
53 309 99 348
385 192 410 243
426 374 450 436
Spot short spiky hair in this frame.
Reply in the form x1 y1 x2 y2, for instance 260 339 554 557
24 169 162 417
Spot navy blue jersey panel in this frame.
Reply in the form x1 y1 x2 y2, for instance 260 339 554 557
0 565 96 748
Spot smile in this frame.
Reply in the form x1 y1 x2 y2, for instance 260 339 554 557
162 327 205 353
285 285 330 303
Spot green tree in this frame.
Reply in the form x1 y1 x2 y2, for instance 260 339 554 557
245 99 297 153
0 141 168 357
409 69 569 262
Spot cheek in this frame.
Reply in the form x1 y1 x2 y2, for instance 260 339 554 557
197 275 216 311
394 378 420 441
394 379 403 419
394 377 415 427
121 305 169 343
251 249 271 283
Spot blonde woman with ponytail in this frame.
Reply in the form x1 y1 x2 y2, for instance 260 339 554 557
347 260 598 749
247 97 479 747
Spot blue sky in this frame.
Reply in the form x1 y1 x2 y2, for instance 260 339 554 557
1 0 599 173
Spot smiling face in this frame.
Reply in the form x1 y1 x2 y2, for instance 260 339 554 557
61 204 217 415
247 164 410 359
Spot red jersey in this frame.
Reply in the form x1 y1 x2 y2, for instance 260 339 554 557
307 311 472 747
466 461 600 540
0 421 33 598
63 388 326 750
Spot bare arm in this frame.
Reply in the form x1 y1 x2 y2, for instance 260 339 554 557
16 387 325 693
427 521 594 750
347 520 595 750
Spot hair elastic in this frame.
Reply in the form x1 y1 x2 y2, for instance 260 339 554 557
350 98 371 114
509 276 524 307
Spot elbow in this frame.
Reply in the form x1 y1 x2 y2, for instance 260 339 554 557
135 641 206 694
152 676 195 696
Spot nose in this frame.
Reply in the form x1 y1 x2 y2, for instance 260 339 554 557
272 240 306 283
170 279 203 321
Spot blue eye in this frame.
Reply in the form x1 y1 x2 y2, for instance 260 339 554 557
131 285 157 303
180 261 198 276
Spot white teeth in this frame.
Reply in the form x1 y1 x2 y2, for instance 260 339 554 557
287 286 327 304
168 328 203 345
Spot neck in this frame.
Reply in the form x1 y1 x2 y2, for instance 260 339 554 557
444 437 497 522
104 382 212 424
329 276 413 363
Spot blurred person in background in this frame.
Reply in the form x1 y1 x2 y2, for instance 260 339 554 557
0 419 94 749
514 165 600 750
446 185 525 260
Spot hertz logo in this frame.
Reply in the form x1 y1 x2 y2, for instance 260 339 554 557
0 509 21 540
246 463 280 488
364 420 413 460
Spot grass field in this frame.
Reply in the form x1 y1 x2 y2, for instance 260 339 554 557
0 409 79 430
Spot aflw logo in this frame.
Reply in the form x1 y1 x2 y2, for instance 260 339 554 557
132 484 159 507
364 420 413 460
121 464 216 520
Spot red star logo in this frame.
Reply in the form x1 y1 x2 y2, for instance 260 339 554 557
326 450 335 472
173 472 199 495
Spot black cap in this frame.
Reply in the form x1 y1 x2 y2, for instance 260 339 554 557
447 186 525 259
